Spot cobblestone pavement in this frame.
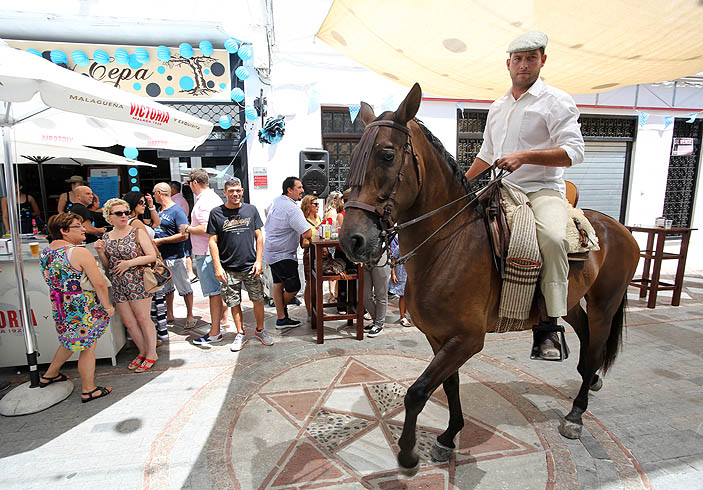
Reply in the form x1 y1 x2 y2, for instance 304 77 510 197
1 274 702 489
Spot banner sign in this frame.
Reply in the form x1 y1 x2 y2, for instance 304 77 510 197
8 40 231 102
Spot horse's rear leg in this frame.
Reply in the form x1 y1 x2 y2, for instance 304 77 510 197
431 371 463 462
398 336 480 473
560 302 608 439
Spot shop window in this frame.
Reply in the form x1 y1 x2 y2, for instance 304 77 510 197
321 107 365 193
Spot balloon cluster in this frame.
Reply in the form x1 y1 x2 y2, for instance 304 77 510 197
258 116 286 145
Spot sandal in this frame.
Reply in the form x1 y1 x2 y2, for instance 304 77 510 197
135 358 157 373
81 386 112 403
184 319 198 329
39 372 67 388
128 356 146 370
400 317 412 327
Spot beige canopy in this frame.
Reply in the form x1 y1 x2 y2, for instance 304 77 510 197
317 0 703 99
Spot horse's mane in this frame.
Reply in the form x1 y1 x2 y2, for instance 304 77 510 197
413 118 471 193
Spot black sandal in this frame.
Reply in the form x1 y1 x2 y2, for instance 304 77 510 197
81 386 112 403
39 373 68 388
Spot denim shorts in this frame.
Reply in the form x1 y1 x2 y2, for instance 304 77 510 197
193 254 221 297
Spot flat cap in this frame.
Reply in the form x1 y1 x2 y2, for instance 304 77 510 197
507 30 548 53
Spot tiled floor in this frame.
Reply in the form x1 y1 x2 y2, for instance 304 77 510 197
1 274 702 489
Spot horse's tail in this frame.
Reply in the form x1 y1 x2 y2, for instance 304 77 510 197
601 295 627 375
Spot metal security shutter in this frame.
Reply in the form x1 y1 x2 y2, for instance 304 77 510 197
563 141 628 220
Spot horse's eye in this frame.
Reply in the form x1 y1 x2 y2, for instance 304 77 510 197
379 148 395 163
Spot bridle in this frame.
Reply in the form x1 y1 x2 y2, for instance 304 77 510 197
345 119 506 266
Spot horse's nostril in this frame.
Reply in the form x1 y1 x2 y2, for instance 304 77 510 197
350 234 365 253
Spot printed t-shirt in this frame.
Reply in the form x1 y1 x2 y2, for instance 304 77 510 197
207 203 263 272
154 203 188 259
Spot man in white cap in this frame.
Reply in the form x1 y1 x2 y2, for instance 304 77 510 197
464 30 585 360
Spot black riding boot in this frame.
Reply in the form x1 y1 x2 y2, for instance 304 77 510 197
531 317 570 361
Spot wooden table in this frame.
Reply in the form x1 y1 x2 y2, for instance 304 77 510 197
626 225 696 309
309 239 364 344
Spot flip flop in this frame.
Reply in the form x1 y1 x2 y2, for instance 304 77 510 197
128 355 146 370
81 386 112 403
184 319 198 329
39 372 68 388
135 358 157 373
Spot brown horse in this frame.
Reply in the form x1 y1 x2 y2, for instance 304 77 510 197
339 83 640 473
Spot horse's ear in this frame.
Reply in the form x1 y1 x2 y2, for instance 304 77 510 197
394 83 422 125
359 101 375 126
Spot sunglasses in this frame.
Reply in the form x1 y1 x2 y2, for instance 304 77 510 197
110 211 129 217
68 225 85 229
138 200 146 205
312 202 319 206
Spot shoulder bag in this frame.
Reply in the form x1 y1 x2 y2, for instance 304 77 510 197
141 239 172 294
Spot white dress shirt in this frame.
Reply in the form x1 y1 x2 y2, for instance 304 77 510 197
476 77 585 194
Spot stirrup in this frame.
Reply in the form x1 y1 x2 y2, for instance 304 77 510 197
531 322 570 361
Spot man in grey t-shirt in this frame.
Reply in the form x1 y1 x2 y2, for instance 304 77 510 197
263 177 312 327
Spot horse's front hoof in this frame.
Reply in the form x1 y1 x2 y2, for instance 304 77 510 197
397 452 420 476
559 419 583 439
430 441 454 462
590 375 603 391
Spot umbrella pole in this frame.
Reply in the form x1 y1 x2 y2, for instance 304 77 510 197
2 126 40 388
37 161 49 224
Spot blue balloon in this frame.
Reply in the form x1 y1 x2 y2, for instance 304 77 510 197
128 167 138 177
245 106 258 121
94 49 110 65
224 38 239 54
219 115 232 129
131 186 140 192
238 44 253 61
114 48 130 65
50 50 67 65
230 87 245 103
27 49 42 57
123 147 139 159
134 48 150 63
157 45 171 62
199 40 214 57
179 43 194 59
71 50 90 66
235 66 250 80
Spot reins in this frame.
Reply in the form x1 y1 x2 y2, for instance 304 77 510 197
345 117 508 267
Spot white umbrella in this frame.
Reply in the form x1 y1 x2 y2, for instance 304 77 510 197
2 141 156 223
0 41 213 414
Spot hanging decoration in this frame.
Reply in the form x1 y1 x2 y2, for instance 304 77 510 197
224 38 239 54
93 49 110 65
50 50 68 65
638 112 649 128
308 88 320 113
245 106 258 121
348 104 360 123
134 48 150 64
382 95 395 112
156 45 171 62
238 44 253 61
258 116 286 145
664 116 675 129
230 87 245 103
219 115 232 129
235 66 250 80
123 147 139 159
179 43 194 59
71 50 90 67
26 48 42 57
199 40 214 57
686 112 699 123
114 48 130 65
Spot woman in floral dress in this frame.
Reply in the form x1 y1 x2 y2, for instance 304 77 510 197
95 198 158 373
39 213 115 403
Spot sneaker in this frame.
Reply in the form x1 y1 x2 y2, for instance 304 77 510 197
230 332 248 351
275 317 301 328
192 333 223 345
363 323 374 332
363 312 372 321
255 329 274 346
367 325 383 337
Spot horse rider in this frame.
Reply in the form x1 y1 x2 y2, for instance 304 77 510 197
464 30 585 360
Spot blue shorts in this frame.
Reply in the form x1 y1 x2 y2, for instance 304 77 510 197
193 254 221 297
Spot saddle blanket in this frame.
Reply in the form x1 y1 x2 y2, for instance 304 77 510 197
501 190 600 254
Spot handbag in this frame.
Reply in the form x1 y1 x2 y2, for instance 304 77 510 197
141 242 172 294
69 246 111 291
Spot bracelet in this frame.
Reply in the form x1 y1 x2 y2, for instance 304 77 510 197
149 207 156 211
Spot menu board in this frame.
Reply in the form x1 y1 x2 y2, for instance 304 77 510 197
89 168 120 207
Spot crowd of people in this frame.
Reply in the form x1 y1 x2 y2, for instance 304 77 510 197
25 171 412 403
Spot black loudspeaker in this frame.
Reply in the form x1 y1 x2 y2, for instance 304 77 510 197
299 149 329 198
